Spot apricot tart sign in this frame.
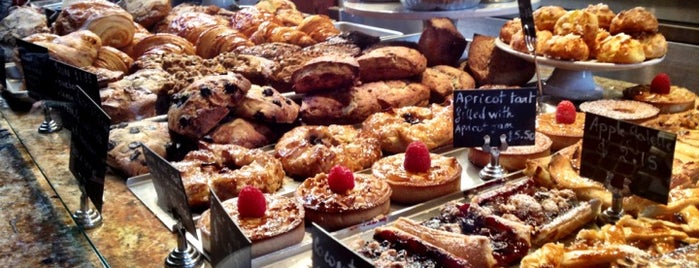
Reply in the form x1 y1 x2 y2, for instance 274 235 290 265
453 88 537 147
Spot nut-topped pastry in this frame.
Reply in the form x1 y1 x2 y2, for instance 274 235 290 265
372 141 462 204
623 73 697 114
296 165 391 231
537 100 586 151
197 186 305 257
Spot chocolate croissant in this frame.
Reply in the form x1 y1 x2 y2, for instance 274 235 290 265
130 33 195 60
94 46 134 73
53 0 135 49
195 25 253 59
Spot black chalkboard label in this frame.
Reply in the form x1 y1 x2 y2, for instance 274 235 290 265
209 191 251 268
453 88 537 147
311 223 373 268
1 52 6 90
517 0 536 39
580 113 676 204
142 145 197 237
16 38 56 100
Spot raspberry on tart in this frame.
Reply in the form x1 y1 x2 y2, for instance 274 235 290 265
197 193 305 257
623 73 697 114
372 141 462 204
295 172 391 231
537 101 586 151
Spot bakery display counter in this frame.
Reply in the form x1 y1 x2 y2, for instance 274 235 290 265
342 0 540 20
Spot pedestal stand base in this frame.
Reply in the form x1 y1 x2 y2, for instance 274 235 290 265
165 243 204 268
73 208 103 229
479 163 507 181
544 68 603 101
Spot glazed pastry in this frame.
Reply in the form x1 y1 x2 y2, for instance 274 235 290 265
123 0 171 29
274 125 382 179
255 0 304 26
165 11 229 44
53 0 135 48
107 120 170 177
362 103 453 154
357 46 427 82
130 33 195 60
93 46 134 73
536 101 586 151
249 21 316 47
623 73 696 114
195 25 253 59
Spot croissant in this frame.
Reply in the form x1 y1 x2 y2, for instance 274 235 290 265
166 11 228 44
37 30 103 68
195 25 253 59
250 21 316 47
297 15 341 42
130 33 195 60
94 46 134 73
255 0 304 26
231 7 283 37
123 0 172 29
53 0 135 48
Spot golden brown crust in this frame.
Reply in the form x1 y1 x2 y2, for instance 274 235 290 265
553 10 599 49
469 132 552 171
165 11 229 44
357 46 427 82
94 46 134 73
637 32 668 60
53 0 135 48
130 33 195 60
362 103 453 154
579 99 660 123
197 194 304 256
123 0 171 29
274 125 383 179
537 112 585 151
534 5 567 32
584 3 616 30
291 54 359 94
207 118 276 149
295 173 391 231
235 84 299 123
499 18 522 45
609 6 659 35
195 25 253 59
372 153 462 204
296 14 341 42
595 33 646 64
32 30 102 68
421 65 476 101
107 120 170 177
100 81 157 124
173 143 285 209
623 85 697 114
510 29 553 55
542 33 590 61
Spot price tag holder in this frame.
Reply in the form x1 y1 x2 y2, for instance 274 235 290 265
517 0 537 38
68 86 110 212
52 59 100 130
580 113 676 204
16 38 55 100
209 191 251 268
1 52 6 90
142 145 198 236
453 88 537 147
311 223 373 268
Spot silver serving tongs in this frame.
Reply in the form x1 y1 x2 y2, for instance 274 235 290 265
523 24 546 114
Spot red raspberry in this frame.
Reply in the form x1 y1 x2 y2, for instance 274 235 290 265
555 100 577 124
403 141 431 173
327 165 355 194
237 186 266 218
650 73 671 94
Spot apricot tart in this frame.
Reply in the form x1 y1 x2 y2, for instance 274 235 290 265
197 190 305 257
537 100 586 151
468 132 553 171
623 84 696 114
295 167 391 231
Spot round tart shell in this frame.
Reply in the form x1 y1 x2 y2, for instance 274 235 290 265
468 132 552 171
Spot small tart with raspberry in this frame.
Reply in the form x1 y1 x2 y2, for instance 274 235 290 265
468 132 553 171
623 84 697 114
197 194 305 257
295 172 391 231
536 112 586 151
372 153 462 204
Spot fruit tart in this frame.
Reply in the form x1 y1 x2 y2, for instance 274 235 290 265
623 73 697 114
537 100 586 151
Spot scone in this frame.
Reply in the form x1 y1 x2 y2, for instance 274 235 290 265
107 119 170 177
372 141 461 204
291 53 359 94
295 165 391 231
421 65 476 102
234 84 299 124
205 118 277 149
536 100 586 151
197 186 304 257
468 132 552 171
357 46 427 82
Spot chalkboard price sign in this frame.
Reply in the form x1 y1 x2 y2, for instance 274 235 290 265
68 86 110 212
580 113 676 204
16 38 55 100
209 192 251 268
453 88 537 147
141 145 197 237
311 223 373 268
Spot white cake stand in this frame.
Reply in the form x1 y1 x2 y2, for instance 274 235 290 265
494 39 664 101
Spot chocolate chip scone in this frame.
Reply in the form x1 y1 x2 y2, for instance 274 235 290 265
234 84 299 124
108 120 170 177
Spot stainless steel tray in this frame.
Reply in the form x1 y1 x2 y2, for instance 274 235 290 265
126 146 501 265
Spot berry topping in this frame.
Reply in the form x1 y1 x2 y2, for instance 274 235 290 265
237 186 266 218
403 141 431 173
327 165 355 194
650 73 671 94
555 100 577 124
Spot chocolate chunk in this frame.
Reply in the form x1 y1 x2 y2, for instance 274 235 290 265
128 141 141 149
129 127 140 134
224 83 239 94
200 86 212 97
262 87 274 96
272 99 282 107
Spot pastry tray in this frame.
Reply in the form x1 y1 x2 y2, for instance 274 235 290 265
126 146 497 265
